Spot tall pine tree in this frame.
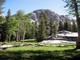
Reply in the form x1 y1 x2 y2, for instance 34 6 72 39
58 21 64 31
50 17 54 35
0 0 5 42
64 0 80 48
64 20 69 31
49 17 57 37
0 0 5 15
36 12 46 42
72 21 77 32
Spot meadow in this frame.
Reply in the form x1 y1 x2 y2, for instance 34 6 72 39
0 39 80 60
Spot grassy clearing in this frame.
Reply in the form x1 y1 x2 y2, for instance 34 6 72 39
0 45 78 60
7 45 75 51
0 39 36 45
0 39 80 60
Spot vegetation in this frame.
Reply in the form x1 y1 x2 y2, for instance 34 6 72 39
58 20 77 32
50 17 57 36
72 21 78 32
0 43 78 60
0 0 80 60
0 39 76 60
64 0 80 48
0 0 5 15
64 20 69 31
68 21 72 31
58 21 64 31
0 0 78 43
36 12 46 42
0 0 59 42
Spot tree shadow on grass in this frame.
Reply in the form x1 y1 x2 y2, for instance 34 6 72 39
0 49 80 60
63 49 80 60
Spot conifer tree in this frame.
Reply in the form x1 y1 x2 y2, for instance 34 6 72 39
68 22 72 31
50 17 54 35
64 21 69 31
31 22 36 38
72 21 77 32
5 9 11 42
0 0 5 15
36 12 46 42
53 23 58 37
16 10 24 41
49 17 57 36
6 9 11 22
5 9 18 42
64 0 80 48
0 0 5 42
58 21 64 31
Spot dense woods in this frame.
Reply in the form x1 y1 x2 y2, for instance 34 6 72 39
0 0 79 44
0 1 78 42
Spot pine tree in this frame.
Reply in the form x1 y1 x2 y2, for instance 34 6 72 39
6 9 11 22
5 9 11 42
64 21 69 31
0 0 5 42
49 17 54 35
72 21 77 32
49 17 57 36
31 22 36 38
68 22 72 31
64 0 80 48
16 10 24 41
0 0 5 15
36 12 46 42
58 21 64 31
5 9 18 42
53 23 58 37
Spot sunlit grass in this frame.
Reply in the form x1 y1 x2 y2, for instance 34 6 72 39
0 39 79 60
7 45 75 51
0 45 79 60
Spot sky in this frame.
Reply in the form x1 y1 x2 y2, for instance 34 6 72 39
3 0 68 16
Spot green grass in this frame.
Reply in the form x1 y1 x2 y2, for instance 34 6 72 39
7 46 74 51
0 39 36 45
0 39 80 60
22 39 36 43
0 45 79 60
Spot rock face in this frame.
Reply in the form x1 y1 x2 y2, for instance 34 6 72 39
30 9 70 24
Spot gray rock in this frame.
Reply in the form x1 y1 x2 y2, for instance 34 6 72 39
30 9 70 24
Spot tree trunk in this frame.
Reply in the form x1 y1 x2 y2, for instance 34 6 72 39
16 31 19 42
16 22 20 42
9 34 11 42
16 31 20 42
73 0 80 48
76 19 80 48
22 31 26 42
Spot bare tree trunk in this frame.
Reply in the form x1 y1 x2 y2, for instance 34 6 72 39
22 31 26 42
76 19 80 48
9 34 11 42
6 35 8 42
16 22 20 42
16 31 18 42
74 0 80 48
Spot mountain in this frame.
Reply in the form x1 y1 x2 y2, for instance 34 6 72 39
30 9 70 24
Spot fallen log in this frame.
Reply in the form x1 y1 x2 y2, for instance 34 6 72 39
0 45 13 50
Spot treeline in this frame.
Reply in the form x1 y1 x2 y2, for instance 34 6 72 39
0 0 78 42
0 10 58 42
36 12 58 42
58 20 77 32
1 10 36 42
0 9 78 42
